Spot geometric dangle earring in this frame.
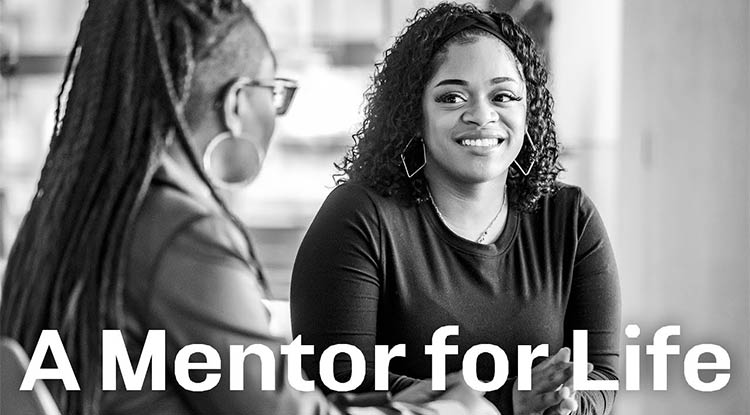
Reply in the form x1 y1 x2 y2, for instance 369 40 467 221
513 130 538 176
401 136 427 178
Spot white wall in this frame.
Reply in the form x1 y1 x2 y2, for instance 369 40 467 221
551 0 749 413
617 0 749 413
548 0 622 239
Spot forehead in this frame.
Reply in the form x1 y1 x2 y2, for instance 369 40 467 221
429 36 522 84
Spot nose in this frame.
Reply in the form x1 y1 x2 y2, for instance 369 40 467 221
461 98 499 127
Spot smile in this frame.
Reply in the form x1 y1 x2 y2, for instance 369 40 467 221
457 138 504 147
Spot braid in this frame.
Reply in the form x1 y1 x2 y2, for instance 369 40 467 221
146 0 268 289
0 0 258 413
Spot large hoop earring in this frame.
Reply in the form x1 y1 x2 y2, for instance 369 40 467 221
513 131 538 176
202 131 265 189
401 137 426 178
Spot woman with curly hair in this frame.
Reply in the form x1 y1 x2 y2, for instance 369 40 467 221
291 3 621 415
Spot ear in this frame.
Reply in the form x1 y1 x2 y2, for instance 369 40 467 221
221 80 245 137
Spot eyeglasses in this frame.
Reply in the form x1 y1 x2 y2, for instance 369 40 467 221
237 77 298 116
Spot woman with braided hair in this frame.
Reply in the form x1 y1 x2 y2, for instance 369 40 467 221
291 3 621 415
0 1 499 414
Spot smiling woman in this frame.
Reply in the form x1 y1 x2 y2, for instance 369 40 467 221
421 35 526 242
291 3 621 415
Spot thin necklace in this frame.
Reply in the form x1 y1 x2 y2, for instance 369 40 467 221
427 186 507 244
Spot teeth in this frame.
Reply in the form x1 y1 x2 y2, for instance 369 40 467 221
459 138 500 147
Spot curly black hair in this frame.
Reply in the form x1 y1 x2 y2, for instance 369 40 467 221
335 2 562 212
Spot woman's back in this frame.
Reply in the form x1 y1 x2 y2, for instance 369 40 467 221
103 155 300 414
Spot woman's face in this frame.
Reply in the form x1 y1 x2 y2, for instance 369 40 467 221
238 50 277 156
421 35 527 185
212 50 276 185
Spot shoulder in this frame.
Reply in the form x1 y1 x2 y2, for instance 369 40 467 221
527 182 606 237
127 183 250 303
314 182 399 226
535 182 598 216
322 182 389 210
301 182 402 252
130 184 211 268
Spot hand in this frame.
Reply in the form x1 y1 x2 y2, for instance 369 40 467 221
540 360 595 415
512 347 578 415
540 387 577 415
392 372 466 405
436 375 500 415
393 372 500 415
391 379 442 405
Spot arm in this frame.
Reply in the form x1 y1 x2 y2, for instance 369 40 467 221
563 190 621 415
290 185 419 394
492 190 620 415
145 209 489 415
147 214 319 414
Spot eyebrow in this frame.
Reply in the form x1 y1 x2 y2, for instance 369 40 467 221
491 76 518 84
434 79 467 87
433 77 519 88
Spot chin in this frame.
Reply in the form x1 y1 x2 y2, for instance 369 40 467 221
452 167 509 185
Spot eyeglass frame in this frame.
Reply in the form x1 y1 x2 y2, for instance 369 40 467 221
234 76 298 116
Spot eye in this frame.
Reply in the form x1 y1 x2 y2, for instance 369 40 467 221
493 92 522 103
435 92 467 104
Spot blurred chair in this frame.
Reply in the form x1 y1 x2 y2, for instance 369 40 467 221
0 337 61 415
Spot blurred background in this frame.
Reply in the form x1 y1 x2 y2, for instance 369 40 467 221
0 0 748 413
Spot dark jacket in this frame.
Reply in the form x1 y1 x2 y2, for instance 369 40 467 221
102 155 313 414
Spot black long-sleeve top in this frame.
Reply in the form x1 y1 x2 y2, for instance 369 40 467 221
291 182 621 415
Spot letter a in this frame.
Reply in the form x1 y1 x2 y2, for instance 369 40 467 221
21 330 80 391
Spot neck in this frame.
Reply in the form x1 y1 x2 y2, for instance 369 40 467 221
164 131 214 201
425 170 508 241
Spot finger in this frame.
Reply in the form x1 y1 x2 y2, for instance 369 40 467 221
441 381 476 399
533 363 575 391
533 360 573 381
445 371 466 387
559 396 578 413
549 407 572 415
548 405 572 415
537 392 564 411
562 374 576 395
559 386 571 401
562 362 595 394
556 347 571 363
542 395 577 415
540 347 571 369
531 386 573 411
534 347 568 373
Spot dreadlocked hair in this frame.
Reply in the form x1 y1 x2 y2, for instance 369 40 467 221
335 2 562 212
0 1 258 414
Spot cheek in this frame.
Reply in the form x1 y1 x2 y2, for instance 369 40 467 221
246 101 275 142
264 116 276 145
500 109 527 153
423 106 458 141
503 102 527 128
502 108 527 141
